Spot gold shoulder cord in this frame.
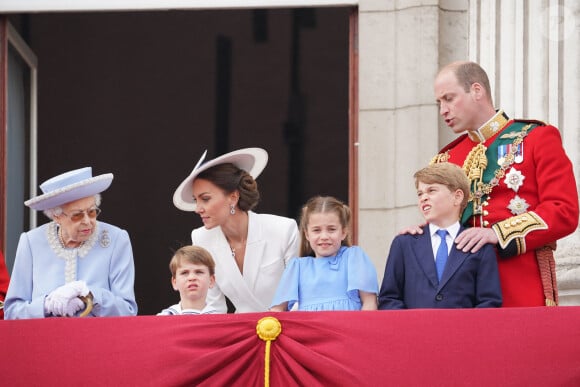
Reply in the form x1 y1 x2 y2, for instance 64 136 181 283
469 124 532 217
429 151 450 164
462 143 488 216
430 124 532 225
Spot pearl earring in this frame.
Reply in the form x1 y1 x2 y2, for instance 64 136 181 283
230 205 236 215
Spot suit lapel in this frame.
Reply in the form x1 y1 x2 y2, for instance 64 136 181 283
211 215 264 310
438 226 469 289
411 228 439 288
243 211 266 290
213 229 243 284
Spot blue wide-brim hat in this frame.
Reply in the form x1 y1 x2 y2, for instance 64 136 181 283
25 167 113 211
173 148 268 212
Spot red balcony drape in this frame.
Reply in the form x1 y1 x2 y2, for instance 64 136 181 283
2 307 580 386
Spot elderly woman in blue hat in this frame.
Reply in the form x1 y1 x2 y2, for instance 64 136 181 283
173 148 299 313
4 167 137 319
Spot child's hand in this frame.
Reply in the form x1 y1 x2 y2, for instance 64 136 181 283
269 303 288 312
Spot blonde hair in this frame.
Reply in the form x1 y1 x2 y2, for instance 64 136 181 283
299 196 352 256
169 245 216 277
414 163 470 211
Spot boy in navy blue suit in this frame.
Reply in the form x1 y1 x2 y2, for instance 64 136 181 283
379 163 502 309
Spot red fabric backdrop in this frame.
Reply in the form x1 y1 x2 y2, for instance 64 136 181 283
2 307 580 386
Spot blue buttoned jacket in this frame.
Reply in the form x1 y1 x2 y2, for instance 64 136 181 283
378 225 502 309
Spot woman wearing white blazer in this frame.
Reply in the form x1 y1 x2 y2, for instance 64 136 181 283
173 148 299 313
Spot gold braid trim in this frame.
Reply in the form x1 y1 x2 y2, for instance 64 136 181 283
430 151 450 165
431 124 533 221
462 143 488 211
536 242 558 306
492 211 548 249
515 237 525 256
467 110 509 142
466 124 532 217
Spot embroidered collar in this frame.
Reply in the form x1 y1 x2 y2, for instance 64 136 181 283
467 110 509 142
47 222 98 283
47 221 98 258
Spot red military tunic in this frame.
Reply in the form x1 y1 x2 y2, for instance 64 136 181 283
433 111 579 307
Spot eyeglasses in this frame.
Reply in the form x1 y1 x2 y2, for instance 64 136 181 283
61 208 101 222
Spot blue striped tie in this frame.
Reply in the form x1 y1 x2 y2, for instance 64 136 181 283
435 229 448 281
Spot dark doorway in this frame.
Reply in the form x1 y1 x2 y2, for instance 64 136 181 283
9 8 350 314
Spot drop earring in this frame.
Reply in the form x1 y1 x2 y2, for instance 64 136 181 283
230 204 236 215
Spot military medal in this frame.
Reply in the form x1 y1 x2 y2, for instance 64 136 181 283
498 143 523 165
504 167 525 192
507 195 530 215
514 143 524 163
497 144 508 166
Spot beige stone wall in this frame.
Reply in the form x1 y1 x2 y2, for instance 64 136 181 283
358 0 580 304
358 0 469 279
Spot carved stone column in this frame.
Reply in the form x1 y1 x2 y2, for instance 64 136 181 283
468 0 580 305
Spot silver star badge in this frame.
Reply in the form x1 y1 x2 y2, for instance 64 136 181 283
507 195 530 215
504 167 525 192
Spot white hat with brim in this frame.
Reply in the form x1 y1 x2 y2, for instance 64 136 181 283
25 167 114 211
173 148 268 212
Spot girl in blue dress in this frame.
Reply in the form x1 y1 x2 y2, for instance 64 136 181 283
270 196 378 311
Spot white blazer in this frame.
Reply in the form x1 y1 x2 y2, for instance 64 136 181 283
191 211 299 313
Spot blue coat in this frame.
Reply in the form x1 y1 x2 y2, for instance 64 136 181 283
378 225 502 309
5 221 137 319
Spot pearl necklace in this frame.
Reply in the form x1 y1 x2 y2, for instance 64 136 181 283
48 222 97 284
58 226 83 249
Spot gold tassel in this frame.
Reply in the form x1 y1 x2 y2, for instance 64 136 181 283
536 243 558 306
257 316 282 387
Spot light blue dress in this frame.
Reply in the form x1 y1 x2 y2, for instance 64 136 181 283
271 246 378 311
4 221 137 319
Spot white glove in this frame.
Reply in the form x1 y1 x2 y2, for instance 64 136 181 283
67 280 90 297
64 297 85 317
45 281 90 316
44 296 56 316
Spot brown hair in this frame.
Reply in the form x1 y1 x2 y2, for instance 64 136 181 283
414 163 470 211
451 61 493 103
169 245 216 277
196 163 260 211
298 196 352 256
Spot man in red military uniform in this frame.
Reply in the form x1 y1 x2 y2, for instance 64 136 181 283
428 61 579 307
0 250 10 319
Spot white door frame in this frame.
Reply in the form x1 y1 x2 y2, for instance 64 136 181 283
2 0 357 13
6 22 38 229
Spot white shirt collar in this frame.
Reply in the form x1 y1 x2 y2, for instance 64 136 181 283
429 221 460 240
